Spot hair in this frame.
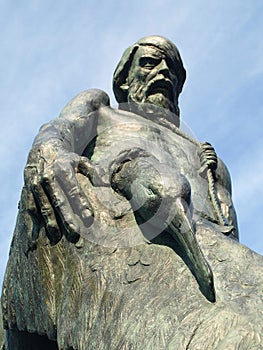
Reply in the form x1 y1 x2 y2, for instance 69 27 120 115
113 36 186 104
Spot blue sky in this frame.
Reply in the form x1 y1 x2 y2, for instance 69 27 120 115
0 0 263 285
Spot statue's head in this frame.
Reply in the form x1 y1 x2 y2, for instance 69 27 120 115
113 36 186 118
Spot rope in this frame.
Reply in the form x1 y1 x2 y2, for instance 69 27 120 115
143 116 231 229
200 142 229 227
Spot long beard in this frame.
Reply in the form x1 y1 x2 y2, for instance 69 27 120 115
122 81 180 127
146 93 176 113
127 81 178 115
127 81 146 104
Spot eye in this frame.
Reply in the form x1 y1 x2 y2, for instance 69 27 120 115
139 57 160 69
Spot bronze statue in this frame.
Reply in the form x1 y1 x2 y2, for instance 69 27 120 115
1 36 262 350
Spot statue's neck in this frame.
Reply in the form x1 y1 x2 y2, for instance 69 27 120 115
118 102 180 128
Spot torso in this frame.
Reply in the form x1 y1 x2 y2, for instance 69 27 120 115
87 106 217 221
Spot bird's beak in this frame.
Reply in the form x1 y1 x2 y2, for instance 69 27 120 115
168 197 216 302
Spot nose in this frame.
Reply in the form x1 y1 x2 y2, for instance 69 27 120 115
157 59 169 75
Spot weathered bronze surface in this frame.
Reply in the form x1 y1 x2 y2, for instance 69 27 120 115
1 36 262 349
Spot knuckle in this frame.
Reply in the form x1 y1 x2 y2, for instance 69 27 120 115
40 205 52 216
54 159 70 175
68 186 79 198
42 169 53 184
53 197 65 208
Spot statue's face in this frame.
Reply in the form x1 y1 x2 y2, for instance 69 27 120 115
126 45 179 113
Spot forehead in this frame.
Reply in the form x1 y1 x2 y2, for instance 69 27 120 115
134 45 165 60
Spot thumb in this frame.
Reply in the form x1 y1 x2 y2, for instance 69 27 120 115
78 157 108 186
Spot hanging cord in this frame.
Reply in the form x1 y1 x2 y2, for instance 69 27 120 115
199 142 229 226
145 117 232 228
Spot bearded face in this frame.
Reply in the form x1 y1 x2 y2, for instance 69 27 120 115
125 46 179 115
128 85 177 114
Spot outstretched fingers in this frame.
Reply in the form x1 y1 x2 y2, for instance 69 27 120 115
42 157 94 240
28 158 62 244
24 161 48 241
31 181 62 244
42 176 82 242
24 149 98 244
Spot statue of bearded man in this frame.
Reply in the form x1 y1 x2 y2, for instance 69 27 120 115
1 36 262 350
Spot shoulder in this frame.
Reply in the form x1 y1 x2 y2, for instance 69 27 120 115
59 89 110 119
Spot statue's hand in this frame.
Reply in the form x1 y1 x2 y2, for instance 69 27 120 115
24 140 105 244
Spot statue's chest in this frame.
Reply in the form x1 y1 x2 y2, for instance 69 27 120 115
87 108 213 218
91 109 201 179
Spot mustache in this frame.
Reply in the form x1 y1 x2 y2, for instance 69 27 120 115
146 75 175 100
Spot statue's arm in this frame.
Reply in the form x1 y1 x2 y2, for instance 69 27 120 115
215 158 239 238
24 89 110 244
34 89 110 154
